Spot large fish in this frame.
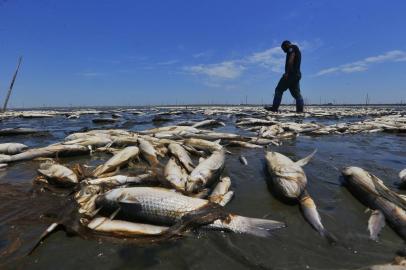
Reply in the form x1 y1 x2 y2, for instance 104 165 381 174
168 143 194 172
186 150 225 193
0 143 28 155
0 144 89 163
93 146 139 177
342 166 406 240
95 187 285 237
265 150 335 242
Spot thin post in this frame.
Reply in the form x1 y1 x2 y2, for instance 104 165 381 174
2 56 23 112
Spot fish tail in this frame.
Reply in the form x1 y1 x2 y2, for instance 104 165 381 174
28 222 60 255
219 215 286 238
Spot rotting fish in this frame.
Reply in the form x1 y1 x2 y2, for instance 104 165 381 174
94 187 285 237
164 157 188 190
38 163 78 186
0 144 89 163
88 217 168 236
93 146 139 177
342 166 406 240
192 119 225 129
227 141 263 149
83 173 152 187
63 136 112 147
184 138 223 153
138 138 159 166
208 176 234 206
265 150 336 242
168 143 194 172
0 143 28 155
186 150 225 193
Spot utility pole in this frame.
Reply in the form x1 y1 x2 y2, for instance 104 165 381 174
2 56 23 112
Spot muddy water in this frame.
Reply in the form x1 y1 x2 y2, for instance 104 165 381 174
0 107 405 269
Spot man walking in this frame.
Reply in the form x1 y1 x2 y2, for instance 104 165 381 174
265 40 304 113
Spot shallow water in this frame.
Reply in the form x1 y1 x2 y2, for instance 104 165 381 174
0 106 405 269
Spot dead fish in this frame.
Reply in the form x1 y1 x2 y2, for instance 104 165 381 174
84 173 152 187
95 187 285 238
88 217 168 236
209 176 234 206
138 138 159 166
93 146 139 177
38 163 78 186
0 163 8 170
164 157 188 190
239 155 248 166
399 169 406 187
63 136 112 147
227 141 263 149
183 131 244 141
367 209 386 241
0 143 28 155
186 150 225 193
342 166 406 240
0 144 89 163
168 143 194 172
265 150 335 242
184 138 223 153
192 119 225 129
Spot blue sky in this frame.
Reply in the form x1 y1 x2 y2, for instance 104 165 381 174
0 0 405 107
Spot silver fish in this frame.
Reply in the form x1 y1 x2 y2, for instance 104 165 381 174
0 144 89 163
186 150 225 193
265 150 334 241
95 187 285 237
184 138 223 153
0 143 28 155
88 217 168 236
38 163 78 185
164 157 188 190
209 176 234 206
239 155 248 166
138 138 159 166
84 173 152 187
93 146 139 177
168 143 194 172
342 166 406 240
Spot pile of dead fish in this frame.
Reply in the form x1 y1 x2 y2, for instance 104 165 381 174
0 121 290 248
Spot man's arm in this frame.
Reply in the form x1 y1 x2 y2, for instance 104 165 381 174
287 51 295 73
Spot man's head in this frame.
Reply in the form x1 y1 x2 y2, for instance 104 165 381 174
281 40 291 53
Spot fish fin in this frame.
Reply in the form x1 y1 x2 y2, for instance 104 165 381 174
28 222 60 255
295 149 317 167
368 209 385 241
214 139 221 144
227 215 286 238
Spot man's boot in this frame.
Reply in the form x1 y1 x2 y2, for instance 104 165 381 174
296 98 304 113
265 96 282 112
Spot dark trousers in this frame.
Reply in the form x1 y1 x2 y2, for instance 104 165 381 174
272 74 304 112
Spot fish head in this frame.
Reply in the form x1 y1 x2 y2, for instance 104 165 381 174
185 175 205 193
75 184 102 214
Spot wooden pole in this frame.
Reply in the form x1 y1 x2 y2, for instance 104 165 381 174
2 56 23 112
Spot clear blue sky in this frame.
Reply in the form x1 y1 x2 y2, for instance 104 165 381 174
0 0 405 107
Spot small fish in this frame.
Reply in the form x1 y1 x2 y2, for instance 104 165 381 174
93 146 139 177
239 155 248 166
138 138 159 166
168 143 194 172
